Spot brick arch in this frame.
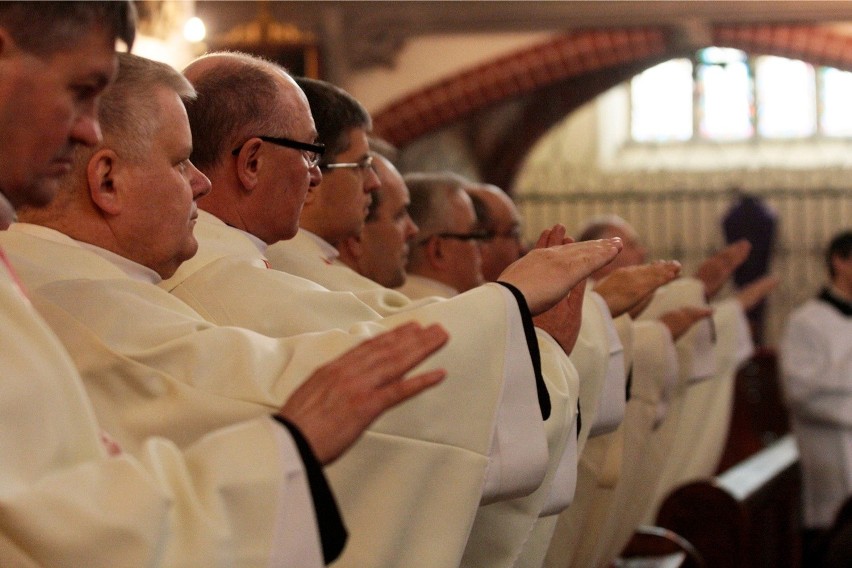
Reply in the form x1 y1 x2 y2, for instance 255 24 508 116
715 24 852 71
373 24 852 189
372 27 669 146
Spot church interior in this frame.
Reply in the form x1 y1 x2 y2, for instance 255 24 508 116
123 2 852 566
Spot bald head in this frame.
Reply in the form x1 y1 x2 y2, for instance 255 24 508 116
183 52 303 173
578 215 647 278
181 52 322 245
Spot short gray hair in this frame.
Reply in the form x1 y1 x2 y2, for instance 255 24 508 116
404 171 467 237
97 52 195 161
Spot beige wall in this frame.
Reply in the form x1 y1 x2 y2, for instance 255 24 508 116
347 32 554 113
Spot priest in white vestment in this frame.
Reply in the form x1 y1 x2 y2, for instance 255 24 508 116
159 55 623 568
1 52 487 567
782 230 852 563
273 155 586 567
0 17 384 564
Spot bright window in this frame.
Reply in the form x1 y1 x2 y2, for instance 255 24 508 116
821 67 852 136
631 59 693 142
631 47 852 142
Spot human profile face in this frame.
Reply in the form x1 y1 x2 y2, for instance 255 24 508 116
311 127 380 245
474 187 523 282
440 191 484 293
0 24 116 207
359 156 418 288
116 87 211 278
247 73 322 244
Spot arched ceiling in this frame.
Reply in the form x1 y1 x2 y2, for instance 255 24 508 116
193 1 852 189
195 1 852 76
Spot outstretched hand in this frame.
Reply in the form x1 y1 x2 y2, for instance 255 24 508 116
694 239 751 300
737 274 780 312
658 305 714 341
532 228 586 355
498 224 622 315
594 260 682 318
279 322 449 465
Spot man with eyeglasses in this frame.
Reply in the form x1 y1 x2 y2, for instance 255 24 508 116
336 152 420 289
158 53 627 567
265 76 382 279
2 49 466 567
467 182 526 283
396 172 488 300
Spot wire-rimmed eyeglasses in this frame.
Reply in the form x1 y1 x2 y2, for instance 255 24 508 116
231 136 325 168
321 154 374 172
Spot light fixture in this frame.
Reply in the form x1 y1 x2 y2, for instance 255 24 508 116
183 16 206 43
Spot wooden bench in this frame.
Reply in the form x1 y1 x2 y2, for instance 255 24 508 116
652 435 801 568
617 525 705 567
717 346 790 472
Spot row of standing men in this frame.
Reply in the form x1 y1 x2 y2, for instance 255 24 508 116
0 3 791 566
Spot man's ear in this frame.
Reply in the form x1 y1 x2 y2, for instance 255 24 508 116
87 149 122 215
234 138 263 194
424 235 446 269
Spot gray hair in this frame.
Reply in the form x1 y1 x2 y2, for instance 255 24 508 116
96 52 195 161
404 171 468 237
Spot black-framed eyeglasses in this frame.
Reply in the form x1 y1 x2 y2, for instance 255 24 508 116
416 231 491 246
483 226 523 242
321 154 373 172
231 136 325 168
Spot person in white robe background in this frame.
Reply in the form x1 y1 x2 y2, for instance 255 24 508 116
545 215 776 568
397 171 487 300
250 75 612 568
337 153 419 289
463 185 686 567
782 229 852 567
155 53 625 568
1 45 466 566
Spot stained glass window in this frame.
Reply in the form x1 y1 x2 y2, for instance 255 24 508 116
631 47 850 142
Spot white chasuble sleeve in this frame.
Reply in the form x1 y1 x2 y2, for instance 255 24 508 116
461 328 578 568
0 265 322 567
588 292 627 438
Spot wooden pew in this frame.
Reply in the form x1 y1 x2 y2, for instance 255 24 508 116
717 347 790 472
653 435 801 568
618 525 705 567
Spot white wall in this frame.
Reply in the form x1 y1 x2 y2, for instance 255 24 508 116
346 32 555 113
